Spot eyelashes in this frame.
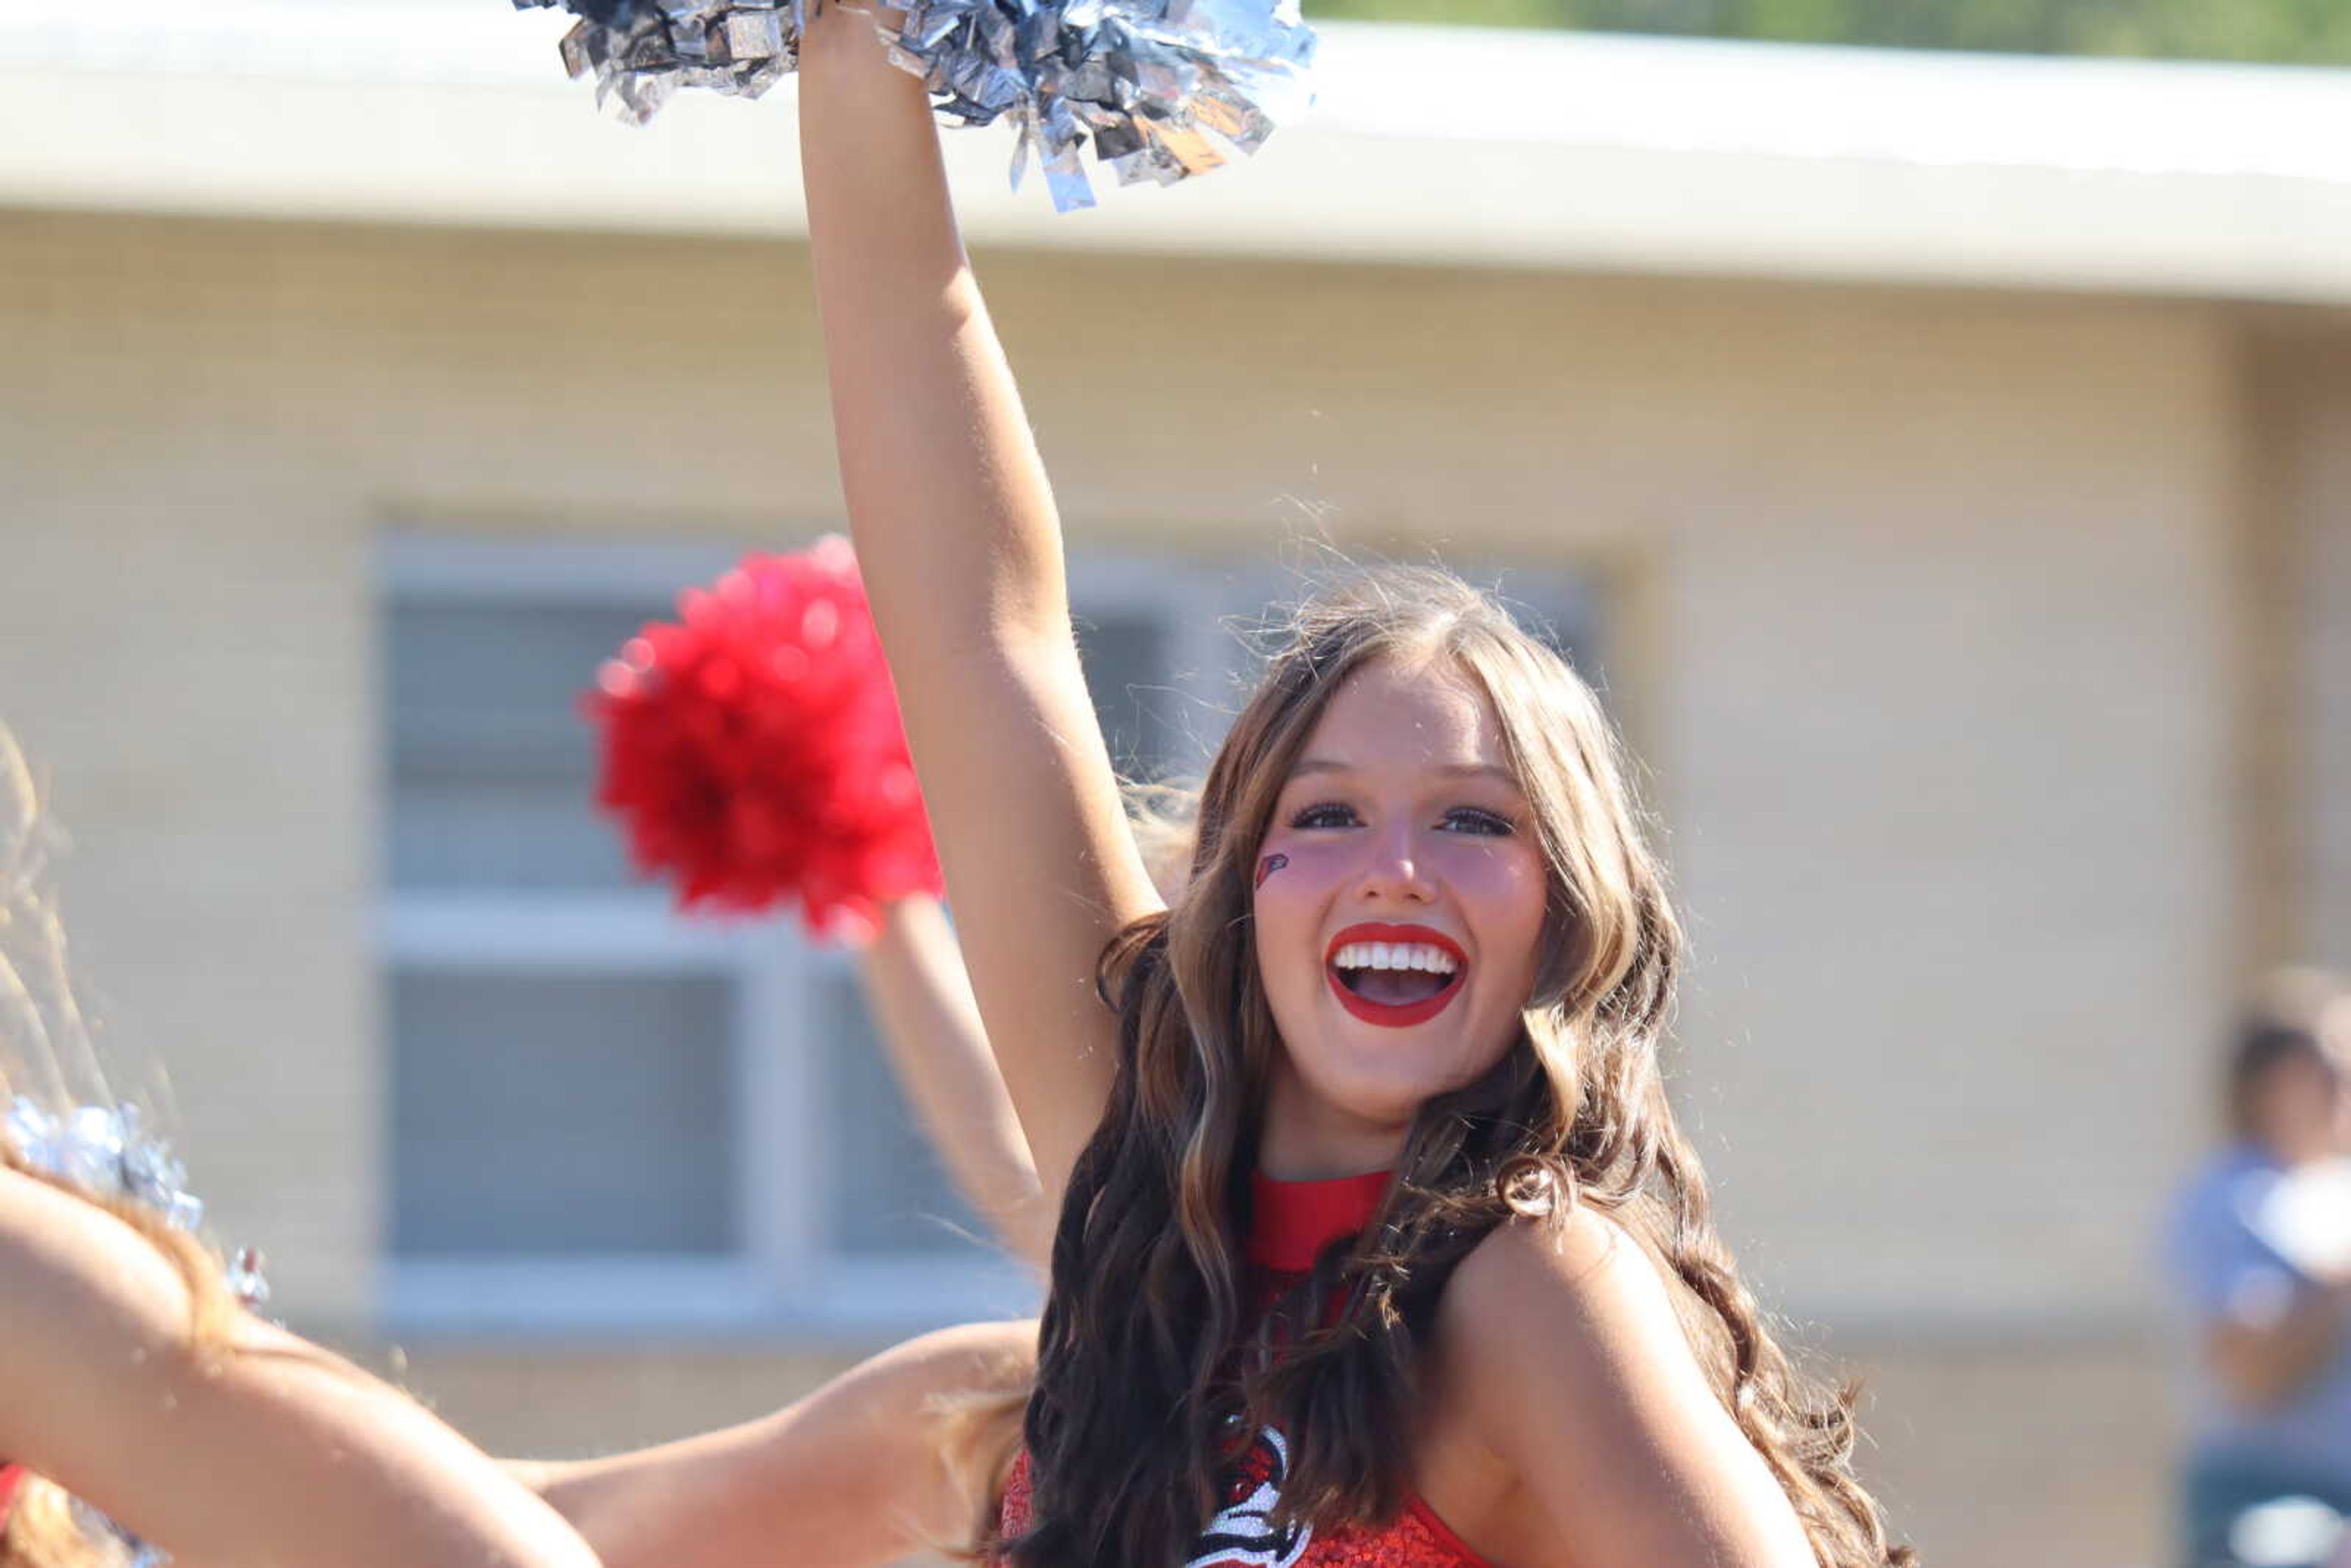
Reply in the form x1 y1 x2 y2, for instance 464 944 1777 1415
1284 801 1517 837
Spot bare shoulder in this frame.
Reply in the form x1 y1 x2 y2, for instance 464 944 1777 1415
1430 1207 1817 1568
1428 1203 1707 1479
1436 1204 1686 1376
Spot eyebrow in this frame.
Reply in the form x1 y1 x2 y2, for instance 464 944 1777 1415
1289 758 1520 786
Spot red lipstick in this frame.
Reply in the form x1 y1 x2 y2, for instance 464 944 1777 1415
1323 922 1468 1029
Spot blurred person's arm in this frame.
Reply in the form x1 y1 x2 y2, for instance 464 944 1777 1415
0 1166 603 1568
2172 1162 2351 1412
858 895 1050 1269
2209 1275 2351 1411
513 1319 1034 1568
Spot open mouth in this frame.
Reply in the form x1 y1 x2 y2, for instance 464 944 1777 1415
1324 923 1468 1028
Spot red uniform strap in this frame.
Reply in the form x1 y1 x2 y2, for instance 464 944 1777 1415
997 1172 1496 1567
0 1463 26 1533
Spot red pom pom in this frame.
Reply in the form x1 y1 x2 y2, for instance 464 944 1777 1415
585 538 942 942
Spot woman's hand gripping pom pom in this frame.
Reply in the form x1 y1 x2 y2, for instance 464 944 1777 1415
511 0 1316 211
584 539 943 943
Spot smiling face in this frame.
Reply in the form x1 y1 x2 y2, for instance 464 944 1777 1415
1249 655 1550 1177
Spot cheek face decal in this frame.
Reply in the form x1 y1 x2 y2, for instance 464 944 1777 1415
1254 853 1289 890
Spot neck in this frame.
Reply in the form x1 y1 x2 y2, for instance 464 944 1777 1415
1258 1068 1409 1180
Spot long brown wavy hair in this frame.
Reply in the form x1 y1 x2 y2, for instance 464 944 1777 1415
1005 568 1911 1568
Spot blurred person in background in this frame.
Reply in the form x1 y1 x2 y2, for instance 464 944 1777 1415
2168 969 2351 1568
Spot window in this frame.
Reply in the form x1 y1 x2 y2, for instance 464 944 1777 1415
377 535 1278 1334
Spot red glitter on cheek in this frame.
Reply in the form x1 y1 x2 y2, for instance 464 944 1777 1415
1255 852 1289 889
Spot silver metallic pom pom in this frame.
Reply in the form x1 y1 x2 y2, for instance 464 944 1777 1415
512 0 1316 211
4 1095 267 1308
519 0 800 126
9 1099 204 1232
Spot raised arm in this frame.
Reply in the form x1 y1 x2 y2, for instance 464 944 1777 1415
0 1167 601 1568
858 895 1049 1268
798 9 1163 1209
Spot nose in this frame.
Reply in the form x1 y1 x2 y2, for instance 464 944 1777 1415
1354 820 1436 905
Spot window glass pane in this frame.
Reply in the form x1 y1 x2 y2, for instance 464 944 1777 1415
388 599 666 892
1074 610 1172 782
391 593 1187 888
391 970 740 1257
1473 574 1599 691
816 970 989 1258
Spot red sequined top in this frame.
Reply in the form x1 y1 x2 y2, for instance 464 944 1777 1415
997 1168 1493 1568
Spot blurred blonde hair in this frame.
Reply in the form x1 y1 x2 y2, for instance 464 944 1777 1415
0 729 242 1568
1122 779 1201 906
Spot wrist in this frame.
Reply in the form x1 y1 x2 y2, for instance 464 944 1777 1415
800 1 894 73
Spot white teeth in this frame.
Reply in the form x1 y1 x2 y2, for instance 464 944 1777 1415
1332 941 1459 975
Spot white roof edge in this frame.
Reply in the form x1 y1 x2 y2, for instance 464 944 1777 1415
2 2 2349 302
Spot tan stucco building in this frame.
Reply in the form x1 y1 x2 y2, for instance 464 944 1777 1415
4 4 2351 1564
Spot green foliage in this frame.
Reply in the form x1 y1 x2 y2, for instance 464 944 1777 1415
1299 0 2351 66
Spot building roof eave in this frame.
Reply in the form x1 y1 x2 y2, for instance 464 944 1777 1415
3 2 2349 304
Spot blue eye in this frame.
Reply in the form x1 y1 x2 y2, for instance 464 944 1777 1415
1288 802 1514 835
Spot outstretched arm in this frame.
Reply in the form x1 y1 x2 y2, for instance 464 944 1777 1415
858 895 1049 1267
0 1168 601 1568
798 8 1163 1212
519 1319 1036 1568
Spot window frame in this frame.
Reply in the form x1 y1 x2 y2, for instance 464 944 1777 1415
374 531 1268 1338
